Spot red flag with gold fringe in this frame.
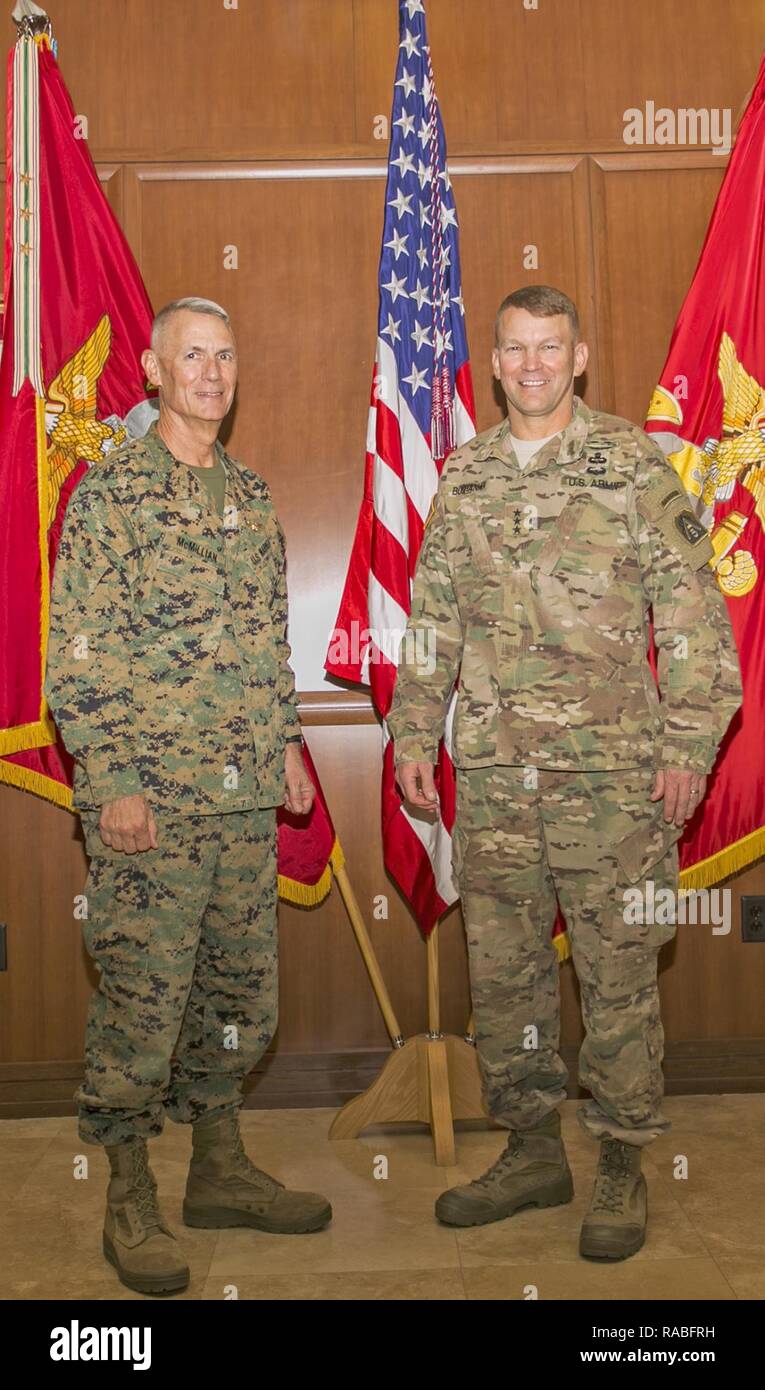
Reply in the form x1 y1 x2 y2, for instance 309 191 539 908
277 741 345 906
644 54 765 886
0 12 154 804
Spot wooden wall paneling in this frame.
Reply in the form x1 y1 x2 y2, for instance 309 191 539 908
2 0 359 163
577 0 763 153
589 152 727 421
352 0 764 158
657 860 765 1042
450 155 598 426
96 163 123 220
4 1 761 164
0 785 94 1063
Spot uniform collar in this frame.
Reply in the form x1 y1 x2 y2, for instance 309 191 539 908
144 421 233 475
473 396 592 471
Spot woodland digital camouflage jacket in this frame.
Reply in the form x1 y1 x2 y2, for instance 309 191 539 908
388 398 742 777
44 425 301 813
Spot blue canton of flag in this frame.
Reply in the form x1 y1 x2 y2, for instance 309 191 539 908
379 0 469 461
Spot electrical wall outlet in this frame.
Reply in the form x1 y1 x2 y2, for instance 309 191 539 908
741 897 765 942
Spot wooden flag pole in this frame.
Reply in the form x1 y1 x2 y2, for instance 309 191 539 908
333 861 403 1046
330 878 487 1164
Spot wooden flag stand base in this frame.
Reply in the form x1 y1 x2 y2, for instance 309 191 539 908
330 863 487 1166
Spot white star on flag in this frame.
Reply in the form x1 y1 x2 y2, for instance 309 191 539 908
452 291 465 315
440 205 458 231
391 150 416 177
381 312 402 344
402 364 429 394
435 328 454 356
403 0 425 17
439 169 452 193
418 202 432 229
399 28 420 58
411 320 433 351
388 188 414 220
394 109 415 138
382 270 409 303
411 278 432 310
422 75 432 105
417 118 430 148
416 159 432 189
416 243 429 269
395 68 417 98
385 228 409 261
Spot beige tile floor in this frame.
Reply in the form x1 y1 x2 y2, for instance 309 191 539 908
0 1095 762 1301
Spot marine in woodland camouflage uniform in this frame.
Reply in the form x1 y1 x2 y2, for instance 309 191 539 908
389 289 742 1153
44 302 307 1148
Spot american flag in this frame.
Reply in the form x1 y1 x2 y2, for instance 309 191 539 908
326 0 476 933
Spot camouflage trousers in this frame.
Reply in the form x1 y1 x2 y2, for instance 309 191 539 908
452 765 682 1147
76 808 277 1146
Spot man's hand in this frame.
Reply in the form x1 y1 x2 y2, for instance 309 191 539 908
650 767 707 828
397 760 439 812
284 743 315 815
100 794 158 854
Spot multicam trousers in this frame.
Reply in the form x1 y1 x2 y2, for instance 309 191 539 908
76 808 277 1146
452 765 682 1147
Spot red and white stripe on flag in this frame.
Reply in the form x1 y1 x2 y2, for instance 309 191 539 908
326 0 476 934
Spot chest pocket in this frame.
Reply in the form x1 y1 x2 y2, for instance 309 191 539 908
534 492 632 612
462 516 496 576
138 548 226 630
236 515 282 599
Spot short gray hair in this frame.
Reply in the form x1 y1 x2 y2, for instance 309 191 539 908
150 297 231 350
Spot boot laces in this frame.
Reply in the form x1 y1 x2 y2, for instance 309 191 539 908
591 1141 636 1214
129 1145 165 1235
229 1125 284 1192
472 1132 527 1191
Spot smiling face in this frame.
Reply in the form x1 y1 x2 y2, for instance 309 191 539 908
142 309 238 427
492 307 588 434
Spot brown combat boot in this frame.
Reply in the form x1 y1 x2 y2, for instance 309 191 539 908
579 1138 647 1261
183 1110 332 1234
103 1137 190 1296
435 1110 573 1227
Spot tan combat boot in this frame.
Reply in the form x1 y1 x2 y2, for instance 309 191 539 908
183 1110 332 1234
435 1110 573 1227
103 1137 190 1295
579 1138 647 1260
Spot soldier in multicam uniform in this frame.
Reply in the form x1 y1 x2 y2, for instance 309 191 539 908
44 298 332 1297
388 285 742 1261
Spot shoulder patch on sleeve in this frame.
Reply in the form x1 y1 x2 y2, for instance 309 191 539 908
636 475 686 523
674 509 707 548
640 478 714 570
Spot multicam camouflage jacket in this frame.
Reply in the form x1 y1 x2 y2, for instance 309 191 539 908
44 424 301 813
388 398 742 777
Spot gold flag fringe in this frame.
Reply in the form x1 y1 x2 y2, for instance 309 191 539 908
679 825 765 889
277 837 346 907
554 930 571 964
0 757 73 808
